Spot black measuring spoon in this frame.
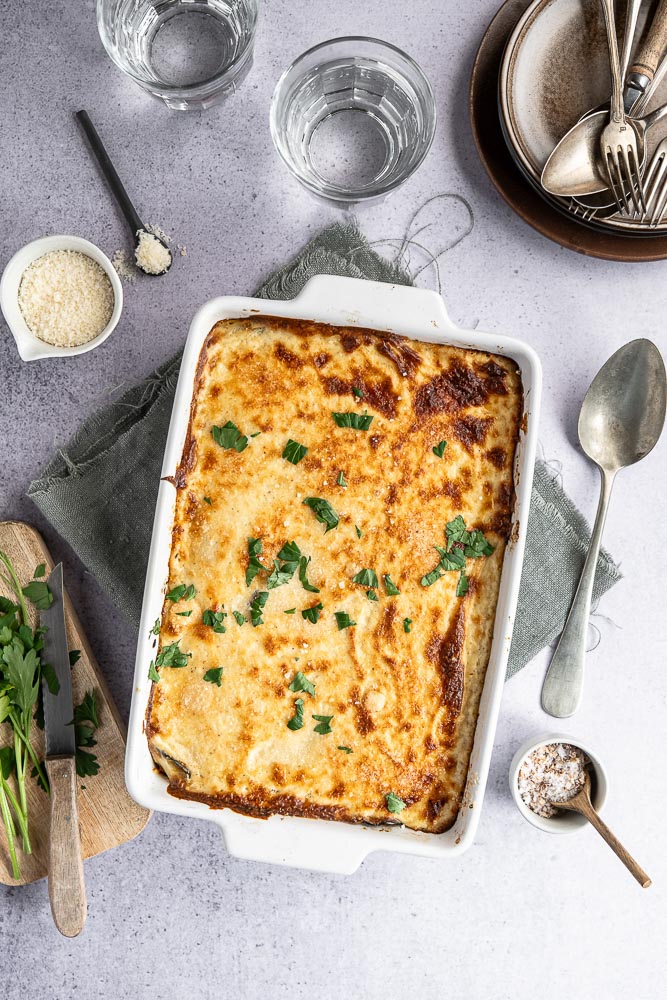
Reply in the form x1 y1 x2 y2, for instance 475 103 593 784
76 110 172 276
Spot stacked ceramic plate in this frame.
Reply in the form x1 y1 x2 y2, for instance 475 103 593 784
499 0 667 236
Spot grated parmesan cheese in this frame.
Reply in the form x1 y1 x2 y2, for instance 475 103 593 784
18 250 114 347
135 229 172 275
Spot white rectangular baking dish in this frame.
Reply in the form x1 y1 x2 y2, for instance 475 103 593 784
126 274 541 874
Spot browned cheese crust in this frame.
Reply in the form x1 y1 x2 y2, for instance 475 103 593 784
146 316 523 832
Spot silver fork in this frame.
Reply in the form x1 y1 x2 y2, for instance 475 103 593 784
599 0 646 216
641 137 667 225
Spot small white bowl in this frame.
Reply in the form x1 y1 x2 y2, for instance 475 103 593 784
0 235 123 361
509 733 609 834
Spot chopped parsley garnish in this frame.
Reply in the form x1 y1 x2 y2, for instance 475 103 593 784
150 618 160 636
298 556 320 593
155 642 190 668
352 387 364 399
312 714 333 735
233 611 246 626
203 667 223 686
352 568 378 588
246 537 266 586
176 610 192 617
432 440 447 458
166 583 195 602
385 792 406 814
336 470 347 488
287 698 305 731
250 591 269 627
69 650 81 666
446 515 495 557
403 617 413 633
334 611 356 630
282 438 308 465
202 609 227 633
277 540 301 562
211 420 249 453
148 660 160 682
302 602 323 624
338 745 353 753
203 496 212 505
284 608 296 615
420 517 494 592
384 574 400 596
366 589 378 602
268 540 301 589
267 559 298 589
289 671 315 697
332 411 374 430
355 525 362 539
303 497 339 533
34 563 46 578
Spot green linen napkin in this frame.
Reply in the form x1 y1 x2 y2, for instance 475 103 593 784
28 222 620 676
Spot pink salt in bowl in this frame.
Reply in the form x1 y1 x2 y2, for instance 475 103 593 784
509 733 609 834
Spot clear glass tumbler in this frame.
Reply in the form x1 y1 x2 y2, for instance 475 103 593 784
270 36 436 206
97 0 259 111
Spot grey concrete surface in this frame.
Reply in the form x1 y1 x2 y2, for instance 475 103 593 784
1 1 666 998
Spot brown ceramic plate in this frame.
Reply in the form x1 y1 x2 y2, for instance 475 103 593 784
469 0 667 261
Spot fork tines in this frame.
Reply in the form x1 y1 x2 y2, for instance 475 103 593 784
603 141 646 218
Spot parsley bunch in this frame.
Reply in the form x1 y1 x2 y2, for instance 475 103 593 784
0 550 101 879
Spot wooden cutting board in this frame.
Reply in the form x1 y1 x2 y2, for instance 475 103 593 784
0 521 150 884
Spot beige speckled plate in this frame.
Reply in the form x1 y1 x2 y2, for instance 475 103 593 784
499 0 667 233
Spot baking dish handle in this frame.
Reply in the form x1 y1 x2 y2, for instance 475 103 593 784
288 274 457 336
218 813 374 875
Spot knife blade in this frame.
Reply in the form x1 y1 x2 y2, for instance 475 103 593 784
41 563 76 758
40 563 87 938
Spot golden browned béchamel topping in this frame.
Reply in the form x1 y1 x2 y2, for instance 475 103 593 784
146 316 523 833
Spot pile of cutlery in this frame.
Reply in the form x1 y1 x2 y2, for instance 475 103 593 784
542 0 667 231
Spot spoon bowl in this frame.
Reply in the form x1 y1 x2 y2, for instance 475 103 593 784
579 338 667 470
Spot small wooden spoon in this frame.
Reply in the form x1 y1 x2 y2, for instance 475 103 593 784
553 770 651 888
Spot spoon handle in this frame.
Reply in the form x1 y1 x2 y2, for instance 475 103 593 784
75 110 144 237
577 798 651 889
541 466 615 718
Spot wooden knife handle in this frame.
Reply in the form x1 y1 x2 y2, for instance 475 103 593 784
45 757 87 937
629 0 667 82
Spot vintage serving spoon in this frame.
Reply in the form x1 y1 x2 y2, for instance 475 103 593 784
75 110 172 276
553 770 651 888
541 340 666 719
542 0 667 199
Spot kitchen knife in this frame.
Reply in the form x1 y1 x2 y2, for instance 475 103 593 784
41 563 86 938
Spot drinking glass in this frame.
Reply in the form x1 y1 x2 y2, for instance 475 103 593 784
97 0 259 111
270 37 436 205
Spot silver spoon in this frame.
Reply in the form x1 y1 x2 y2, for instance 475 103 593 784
541 340 666 719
